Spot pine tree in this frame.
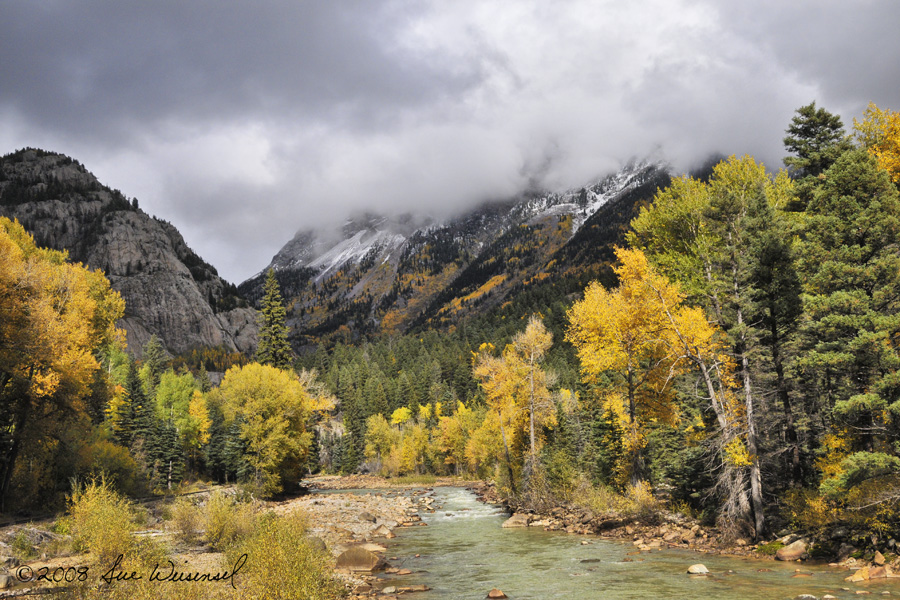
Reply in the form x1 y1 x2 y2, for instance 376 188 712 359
141 335 167 393
255 269 293 369
783 102 852 210
797 148 900 456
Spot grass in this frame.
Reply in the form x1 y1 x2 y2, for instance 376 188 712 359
755 540 785 556
53 484 345 600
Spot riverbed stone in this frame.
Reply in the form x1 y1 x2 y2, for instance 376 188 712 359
336 546 386 572
687 564 709 574
502 513 530 528
847 567 871 582
487 589 508 599
777 539 809 561
875 551 886 566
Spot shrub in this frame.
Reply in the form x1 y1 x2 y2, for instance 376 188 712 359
68 478 137 564
205 491 256 551
171 497 203 544
755 540 785 556
226 510 344 600
10 529 36 560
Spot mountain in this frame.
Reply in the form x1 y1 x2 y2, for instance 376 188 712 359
241 159 671 346
0 148 258 357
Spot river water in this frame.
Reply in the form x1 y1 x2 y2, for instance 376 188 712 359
372 487 889 600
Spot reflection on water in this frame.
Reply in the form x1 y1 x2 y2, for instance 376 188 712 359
377 487 877 600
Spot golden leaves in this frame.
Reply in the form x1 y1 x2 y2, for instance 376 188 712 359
855 102 900 183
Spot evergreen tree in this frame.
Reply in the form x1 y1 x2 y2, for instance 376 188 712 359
141 335 167 394
255 269 293 369
796 148 900 457
783 102 852 209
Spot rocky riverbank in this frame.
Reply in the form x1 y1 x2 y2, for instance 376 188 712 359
289 477 474 598
466 479 900 577
294 476 900 598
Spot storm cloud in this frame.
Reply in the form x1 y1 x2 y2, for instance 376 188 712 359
2 1 898 282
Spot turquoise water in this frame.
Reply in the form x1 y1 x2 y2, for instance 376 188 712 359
375 487 888 600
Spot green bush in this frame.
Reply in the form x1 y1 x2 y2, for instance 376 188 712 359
755 540 785 556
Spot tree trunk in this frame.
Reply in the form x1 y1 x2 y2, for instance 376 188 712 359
498 408 516 494
0 397 29 512
770 319 801 484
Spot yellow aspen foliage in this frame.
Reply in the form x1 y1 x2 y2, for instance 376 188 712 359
391 406 412 427
854 102 900 183
211 362 316 496
0 217 125 508
723 437 753 467
187 390 212 447
567 247 734 484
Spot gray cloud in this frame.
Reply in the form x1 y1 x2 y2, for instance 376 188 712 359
2 0 898 282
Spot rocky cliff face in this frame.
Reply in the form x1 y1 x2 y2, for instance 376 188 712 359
0 148 257 357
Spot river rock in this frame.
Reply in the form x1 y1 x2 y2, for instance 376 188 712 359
502 513 530 528
0 575 11 590
793 595 818 600
687 564 709 574
360 511 377 523
487 589 508 599
868 566 888 579
846 567 870 582
336 546 386 572
382 586 397 594
776 539 809 561
875 551 886 566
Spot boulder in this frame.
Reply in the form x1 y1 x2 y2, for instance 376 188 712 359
776 539 809 561
373 524 394 537
502 513 530 528
487 589 508 599
335 546 386 572
687 564 709 574
360 511 377 523
0 575 11 590
846 566 870 582
874 550 886 566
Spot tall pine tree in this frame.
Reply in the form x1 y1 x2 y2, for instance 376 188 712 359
255 269 293 369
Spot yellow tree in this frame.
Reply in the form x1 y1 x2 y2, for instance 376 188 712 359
473 318 556 494
566 247 688 485
855 102 900 183
0 217 124 509
211 362 316 496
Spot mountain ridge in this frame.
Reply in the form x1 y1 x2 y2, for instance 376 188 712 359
0 148 258 358
240 158 671 346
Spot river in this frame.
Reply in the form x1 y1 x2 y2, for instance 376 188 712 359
371 486 888 600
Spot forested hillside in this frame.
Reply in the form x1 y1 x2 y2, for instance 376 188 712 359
4 102 900 558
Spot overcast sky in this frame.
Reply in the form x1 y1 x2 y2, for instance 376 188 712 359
2 1 898 283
